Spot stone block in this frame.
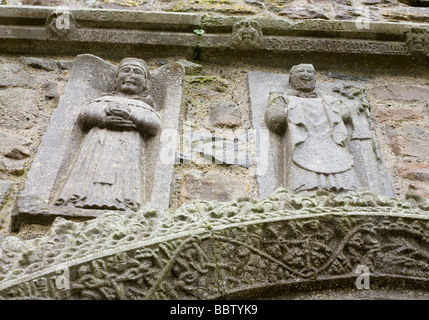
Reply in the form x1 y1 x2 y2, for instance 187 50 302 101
177 59 203 75
388 126 429 159
0 180 13 208
0 157 25 176
186 76 229 92
397 163 429 181
208 101 242 128
0 64 35 88
0 88 38 129
20 57 72 72
181 170 249 203
0 130 32 160
370 84 429 101
375 108 424 122
279 7 330 19
409 181 429 198
41 81 60 100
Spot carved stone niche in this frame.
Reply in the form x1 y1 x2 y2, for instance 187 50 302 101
249 64 394 198
11 54 184 231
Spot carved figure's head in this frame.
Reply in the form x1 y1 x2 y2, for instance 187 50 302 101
405 27 429 54
115 58 150 96
231 19 263 49
289 64 316 93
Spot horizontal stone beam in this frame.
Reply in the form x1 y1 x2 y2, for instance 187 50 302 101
0 6 427 66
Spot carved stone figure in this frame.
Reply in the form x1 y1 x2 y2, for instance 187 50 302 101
405 27 429 55
54 58 161 211
11 54 184 231
264 64 360 193
231 19 263 49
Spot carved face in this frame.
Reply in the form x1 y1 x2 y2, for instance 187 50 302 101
289 64 316 93
237 21 260 44
115 64 148 96
407 28 429 53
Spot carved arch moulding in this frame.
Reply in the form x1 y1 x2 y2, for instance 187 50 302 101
1 190 429 299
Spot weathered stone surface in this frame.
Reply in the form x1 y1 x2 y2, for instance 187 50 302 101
21 0 64 5
279 7 330 19
383 7 429 22
398 0 429 6
0 88 38 129
169 1 257 14
41 81 60 100
325 72 371 82
0 180 13 209
0 157 25 176
0 130 32 160
184 131 249 166
208 101 242 128
0 64 35 88
397 163 429 181
370 84 429 101
388 126 429 159
177 59 202 75
409 181 429 197
186 76 229 92
21 57 72 72
375 107 424 122
181 170 249 203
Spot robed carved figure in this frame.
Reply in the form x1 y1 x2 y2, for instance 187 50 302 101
54 58 161 211
264 64 360 193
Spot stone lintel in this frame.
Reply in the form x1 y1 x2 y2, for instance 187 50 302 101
0 6 427 65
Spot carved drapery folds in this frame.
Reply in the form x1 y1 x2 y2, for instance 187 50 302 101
251 64 394 198
11 55 184 231
54 58 161 212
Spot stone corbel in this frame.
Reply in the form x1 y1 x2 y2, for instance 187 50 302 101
230 19 264 49
46 8 79 39
405 26 429 55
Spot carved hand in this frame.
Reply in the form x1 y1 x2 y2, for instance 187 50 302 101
106 105 131 120
105 116 136 131
265 94 288 135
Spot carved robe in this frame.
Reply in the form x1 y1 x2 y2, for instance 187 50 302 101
267 92 360 193
55 95 161 211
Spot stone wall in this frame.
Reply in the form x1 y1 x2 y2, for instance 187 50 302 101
5 0 429 24
0 1 427 238
0 53 427 241
0 1 427 300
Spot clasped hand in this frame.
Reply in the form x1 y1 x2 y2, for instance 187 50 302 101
105 105 136 130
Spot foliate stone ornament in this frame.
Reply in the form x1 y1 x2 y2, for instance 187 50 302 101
46 8 79 39
0 189 428 299
231 19 264 49
405 27 429 55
